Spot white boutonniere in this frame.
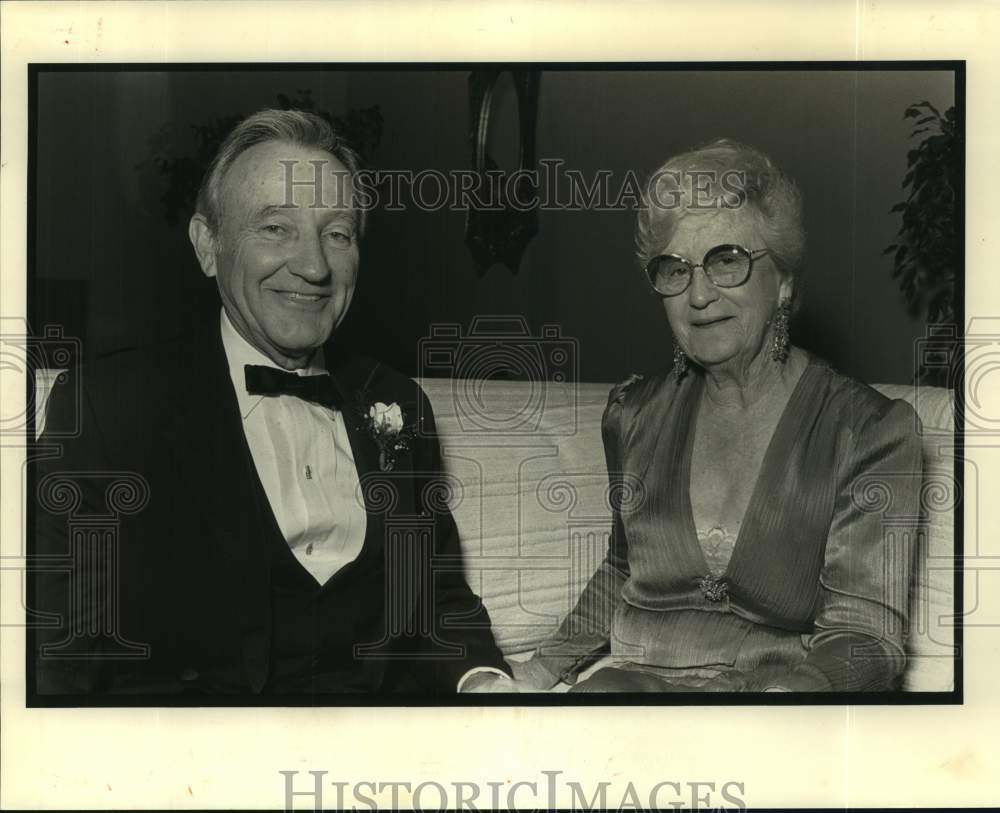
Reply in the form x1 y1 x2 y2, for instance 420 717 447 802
369 401 404 434
361 399 416 471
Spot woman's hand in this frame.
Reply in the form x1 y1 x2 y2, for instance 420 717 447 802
509 658 561 691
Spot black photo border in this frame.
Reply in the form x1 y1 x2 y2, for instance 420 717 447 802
24 59 965 710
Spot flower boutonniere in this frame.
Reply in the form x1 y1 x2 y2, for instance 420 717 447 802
360 398 417 471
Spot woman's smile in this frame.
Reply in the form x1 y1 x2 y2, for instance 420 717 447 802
690 315 734 328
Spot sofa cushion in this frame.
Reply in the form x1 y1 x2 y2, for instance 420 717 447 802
874 384 956 692
418 378 611 655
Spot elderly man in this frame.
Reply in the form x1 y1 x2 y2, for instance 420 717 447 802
32 109 510 696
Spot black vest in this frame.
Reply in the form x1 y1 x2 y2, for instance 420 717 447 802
251 466 389 694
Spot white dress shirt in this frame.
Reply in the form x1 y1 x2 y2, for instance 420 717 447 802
220 310 367 586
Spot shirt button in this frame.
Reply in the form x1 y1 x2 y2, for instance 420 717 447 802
179 668 199 682
305 543 314 555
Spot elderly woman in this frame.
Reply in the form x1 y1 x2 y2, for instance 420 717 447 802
513 139 923 693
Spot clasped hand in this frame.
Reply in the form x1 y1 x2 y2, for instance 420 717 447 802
458 659 556 693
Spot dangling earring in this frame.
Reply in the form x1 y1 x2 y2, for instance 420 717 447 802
672 342 689 382
770 299 791 364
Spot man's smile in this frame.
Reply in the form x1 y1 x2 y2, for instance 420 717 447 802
267 289 331 306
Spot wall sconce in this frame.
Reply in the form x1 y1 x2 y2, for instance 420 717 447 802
465 69 541 275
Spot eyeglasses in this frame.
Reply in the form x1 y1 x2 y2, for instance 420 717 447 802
644 244 769 297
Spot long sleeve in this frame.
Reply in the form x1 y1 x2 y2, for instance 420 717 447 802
410 386 511 690
527 383 634 687
762 398 923 692
33 369 112 694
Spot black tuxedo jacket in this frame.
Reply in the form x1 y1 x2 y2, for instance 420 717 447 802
31 324 508 697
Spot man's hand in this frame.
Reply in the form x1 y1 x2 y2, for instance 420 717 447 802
458 659 560 693
458 672 518 693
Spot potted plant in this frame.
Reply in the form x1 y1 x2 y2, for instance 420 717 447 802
885 101 960 386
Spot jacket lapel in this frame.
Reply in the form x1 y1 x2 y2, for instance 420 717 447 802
328 360 381 491
325 350 421 669
159 327 272 688
326 351 417 523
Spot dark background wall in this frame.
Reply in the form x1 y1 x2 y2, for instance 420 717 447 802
33 68 955 384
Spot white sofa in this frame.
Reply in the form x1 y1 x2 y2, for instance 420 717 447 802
417 378 956 692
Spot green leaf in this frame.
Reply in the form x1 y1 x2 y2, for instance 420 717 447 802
888 100 957 326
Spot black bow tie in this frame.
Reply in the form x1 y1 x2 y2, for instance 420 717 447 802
244 364 344 411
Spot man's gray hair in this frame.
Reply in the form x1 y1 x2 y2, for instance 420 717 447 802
636 138 806 305
195 108 366 235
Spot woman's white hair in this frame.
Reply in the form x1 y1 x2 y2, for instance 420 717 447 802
195 108 366 236
636 138 805 303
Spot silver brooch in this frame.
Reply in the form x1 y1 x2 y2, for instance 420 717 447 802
699 574 729 602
